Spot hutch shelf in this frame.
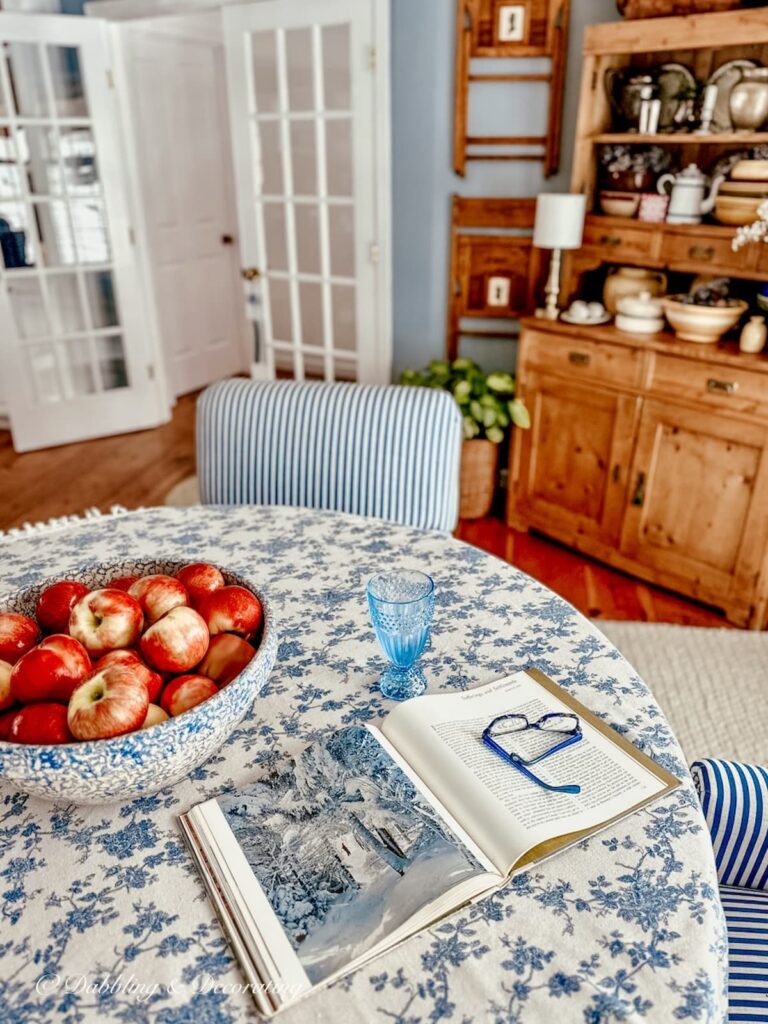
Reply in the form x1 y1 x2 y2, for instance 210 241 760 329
507 9 768 628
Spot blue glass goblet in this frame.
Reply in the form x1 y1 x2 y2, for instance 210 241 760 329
367 570 435 701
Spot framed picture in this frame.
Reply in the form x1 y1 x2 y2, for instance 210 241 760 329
497 3 529 44
487 276 512 308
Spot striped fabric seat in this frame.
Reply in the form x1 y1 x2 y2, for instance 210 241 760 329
196 378 463 531
692 759 768 888
720 885 768 1022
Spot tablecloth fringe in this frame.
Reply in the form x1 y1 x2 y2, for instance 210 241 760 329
0 505 140 542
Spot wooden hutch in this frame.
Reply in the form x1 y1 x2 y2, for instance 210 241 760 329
507 8 768 628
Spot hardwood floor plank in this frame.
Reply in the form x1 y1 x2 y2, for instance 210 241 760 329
1 393 737 627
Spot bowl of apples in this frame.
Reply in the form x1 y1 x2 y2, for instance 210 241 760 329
0 560 278 804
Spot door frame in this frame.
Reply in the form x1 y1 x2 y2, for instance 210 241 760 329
0 11 169 450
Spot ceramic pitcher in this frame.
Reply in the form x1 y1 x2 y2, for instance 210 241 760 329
604 266 667 314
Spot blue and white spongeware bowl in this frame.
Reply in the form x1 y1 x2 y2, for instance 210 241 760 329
0 559 278 805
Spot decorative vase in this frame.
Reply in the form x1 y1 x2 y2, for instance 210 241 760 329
459 439 499 519
739 315 767 354
730 68 768 132
603 266 667 315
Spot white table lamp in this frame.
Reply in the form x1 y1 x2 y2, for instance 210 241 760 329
533 193 586 320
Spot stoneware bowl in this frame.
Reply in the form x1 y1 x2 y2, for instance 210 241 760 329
0 559 279 804
662 296 748 344
599 190 641 218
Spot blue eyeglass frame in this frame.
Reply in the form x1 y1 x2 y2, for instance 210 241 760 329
482 712 583 795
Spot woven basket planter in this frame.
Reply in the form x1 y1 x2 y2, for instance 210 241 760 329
617 0 741 16
459 439 499 520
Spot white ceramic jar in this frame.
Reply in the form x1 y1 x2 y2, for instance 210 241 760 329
615 290 665 335
739 315 767 354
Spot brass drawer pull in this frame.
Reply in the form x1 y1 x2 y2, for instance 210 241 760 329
707 378 738 394
687 244 715 261
631 471 646 507
598 234 622 247
568 351 591 366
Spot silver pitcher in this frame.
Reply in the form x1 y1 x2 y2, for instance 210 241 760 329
730 68 768 131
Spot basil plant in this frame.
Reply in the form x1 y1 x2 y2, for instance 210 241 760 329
400 358 530 443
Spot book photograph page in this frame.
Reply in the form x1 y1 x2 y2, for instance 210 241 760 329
216 725 487 986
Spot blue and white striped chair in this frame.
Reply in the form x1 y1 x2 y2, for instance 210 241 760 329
196 378 463 532
692 759 768 1023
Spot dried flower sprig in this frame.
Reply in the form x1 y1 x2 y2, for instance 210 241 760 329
732 199 768 252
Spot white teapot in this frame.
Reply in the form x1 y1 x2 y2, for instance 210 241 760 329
657 163 724 224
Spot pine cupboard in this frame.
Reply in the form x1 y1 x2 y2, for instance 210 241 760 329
507 319 768 628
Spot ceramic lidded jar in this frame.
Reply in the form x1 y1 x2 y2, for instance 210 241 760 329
739 315 767 354
615 290 665 335
603 266 667 314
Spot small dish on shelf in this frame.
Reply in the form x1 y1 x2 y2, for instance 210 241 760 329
599 190 640 217
560 311 612 326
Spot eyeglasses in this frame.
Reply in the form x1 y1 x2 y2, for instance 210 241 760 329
482 712 582 794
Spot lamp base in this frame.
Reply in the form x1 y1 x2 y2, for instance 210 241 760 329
543 247 563 320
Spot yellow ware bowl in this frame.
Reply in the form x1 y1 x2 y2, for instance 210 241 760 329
713 195 762 226
730 159 768 182
661 296 748 344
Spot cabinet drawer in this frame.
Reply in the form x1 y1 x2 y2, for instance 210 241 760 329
521 330 644 389
662 229 751 274
582 221 654 261
650 353 768 417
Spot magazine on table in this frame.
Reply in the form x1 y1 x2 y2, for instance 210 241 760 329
179 668 679 1016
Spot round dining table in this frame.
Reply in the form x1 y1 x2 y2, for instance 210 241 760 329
0 506 727 1024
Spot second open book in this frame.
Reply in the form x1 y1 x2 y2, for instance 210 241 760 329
180 669 679 1016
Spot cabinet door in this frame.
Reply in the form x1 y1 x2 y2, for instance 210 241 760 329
620 400 768 603
511 371 640 546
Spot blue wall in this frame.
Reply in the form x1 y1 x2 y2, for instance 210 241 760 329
390 0 619 378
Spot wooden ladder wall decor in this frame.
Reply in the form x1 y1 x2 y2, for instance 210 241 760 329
446 195 545 361
453 0 570 177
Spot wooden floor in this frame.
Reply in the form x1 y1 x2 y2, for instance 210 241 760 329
1 394 730 627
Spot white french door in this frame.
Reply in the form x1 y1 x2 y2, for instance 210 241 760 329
223 0 391 385
0 13 166 452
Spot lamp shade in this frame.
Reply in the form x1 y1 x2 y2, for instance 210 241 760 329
533 193 586 250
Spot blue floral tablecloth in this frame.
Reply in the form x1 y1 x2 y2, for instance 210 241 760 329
0 506 727 1024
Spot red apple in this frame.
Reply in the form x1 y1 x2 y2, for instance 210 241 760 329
141 703 169 729
128 574 188 625
69 589 144 657
140 605 209 673
67 665 149 741
175 563 224 606
35 580 90 634
0 659 13 711
0 707 17 741
94 649 164 703
198 633 255 686
160 674 218 717
196 586 262 639
11 634 91 704
0 613 40 665
9 703 73 744
109 575 139 592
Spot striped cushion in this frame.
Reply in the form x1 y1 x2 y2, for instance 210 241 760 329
721 884 768 1022
692 759 768 889
196 378 463 531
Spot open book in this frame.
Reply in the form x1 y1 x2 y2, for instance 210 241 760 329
180 669 679 1016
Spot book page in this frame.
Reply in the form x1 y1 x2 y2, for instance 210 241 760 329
206 725 495 990
381 672 671 873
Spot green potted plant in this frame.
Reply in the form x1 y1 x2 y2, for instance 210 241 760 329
400 358 530 519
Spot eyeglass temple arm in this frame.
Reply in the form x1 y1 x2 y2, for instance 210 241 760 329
482 735 581 795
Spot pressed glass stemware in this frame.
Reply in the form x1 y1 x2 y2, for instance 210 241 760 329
367 570 435 701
